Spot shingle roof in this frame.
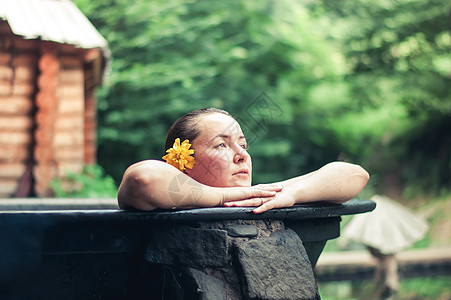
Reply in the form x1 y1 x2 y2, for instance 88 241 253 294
0 0 108 51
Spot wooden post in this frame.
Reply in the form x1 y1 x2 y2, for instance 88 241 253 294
83 48 100 165
33 42 60 197
84 86 97 164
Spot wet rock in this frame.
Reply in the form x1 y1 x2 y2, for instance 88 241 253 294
234 228 320 300
224 224 259 238
145 226 229 268
185 268 228 300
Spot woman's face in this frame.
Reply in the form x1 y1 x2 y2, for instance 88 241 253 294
186 113 252 187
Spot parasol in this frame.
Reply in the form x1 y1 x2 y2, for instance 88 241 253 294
339 195 429 254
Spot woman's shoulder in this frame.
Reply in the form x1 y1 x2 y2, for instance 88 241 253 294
126 159 167 172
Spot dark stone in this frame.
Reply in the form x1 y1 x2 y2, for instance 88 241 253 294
285 217 341 242
145 226 229 268
301 241 327 269
285 217 341 267
234 228 320 300
0 200 376 299
136 199 375 222
224 224 259 238
185 268 228 300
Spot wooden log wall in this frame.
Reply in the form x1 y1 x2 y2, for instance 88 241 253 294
0 20 99 198
56 45 85 175
0 21 37 197
34 43 86 197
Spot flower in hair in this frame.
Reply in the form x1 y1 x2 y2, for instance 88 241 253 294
162 138 196 171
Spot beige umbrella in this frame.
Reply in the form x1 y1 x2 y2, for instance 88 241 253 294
339 195 429 254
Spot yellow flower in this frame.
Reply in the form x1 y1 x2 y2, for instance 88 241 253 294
162 138 196 171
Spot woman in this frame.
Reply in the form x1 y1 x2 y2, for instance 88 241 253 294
118 108 369 213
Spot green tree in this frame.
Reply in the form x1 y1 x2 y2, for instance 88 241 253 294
74 0 450 197
315 0 451 196
74 0 344 184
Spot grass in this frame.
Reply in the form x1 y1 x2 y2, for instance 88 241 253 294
399 276 451 300
318 276 451 300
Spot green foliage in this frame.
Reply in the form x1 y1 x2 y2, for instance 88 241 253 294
74 0 344 183
318 276 451 300
73 0 451 197
304 0 451 196
400 276 451 300
50 165 118 198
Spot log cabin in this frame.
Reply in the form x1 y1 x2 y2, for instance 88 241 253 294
0 0 109 197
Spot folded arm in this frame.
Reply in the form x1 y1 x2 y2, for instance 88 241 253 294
225 162 370 213
117 160 281 210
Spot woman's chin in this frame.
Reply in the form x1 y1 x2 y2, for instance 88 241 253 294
230 179 252 187
200 177 252 188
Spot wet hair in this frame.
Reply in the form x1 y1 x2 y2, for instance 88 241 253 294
164 107 232 152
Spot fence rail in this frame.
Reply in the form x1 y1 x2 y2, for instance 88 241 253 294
315 247 451 282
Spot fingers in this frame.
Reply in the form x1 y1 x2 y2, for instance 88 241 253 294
221 185 282 206
252 189 278 198
253 196 295 214
224 196 273 208
223 186 294 214
253 201 276 214
237 186 280 200
245 184 282 199
253 184 283 192
224 195 290 214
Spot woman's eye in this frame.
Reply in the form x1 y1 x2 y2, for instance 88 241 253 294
216 143 226 148
241 144 248 150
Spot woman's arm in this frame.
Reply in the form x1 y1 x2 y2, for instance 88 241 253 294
224 162 370 213
117 160 282 210
276 161 370 203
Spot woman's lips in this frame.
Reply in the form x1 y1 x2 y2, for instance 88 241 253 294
233 169 249 176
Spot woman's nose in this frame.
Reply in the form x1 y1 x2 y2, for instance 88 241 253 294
233 145 249 164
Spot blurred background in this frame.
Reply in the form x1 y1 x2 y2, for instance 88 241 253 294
71 1 450 297
74 1 451 297
72 0 449 199
2 0 449 299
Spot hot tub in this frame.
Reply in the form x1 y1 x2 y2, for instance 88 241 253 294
0 198 375 300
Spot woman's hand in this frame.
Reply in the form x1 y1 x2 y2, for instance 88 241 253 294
218 183 283 206
251 190 296 213
223 184 294 213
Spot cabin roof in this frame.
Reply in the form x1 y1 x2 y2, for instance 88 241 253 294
0 0 108 51
0 0 110 81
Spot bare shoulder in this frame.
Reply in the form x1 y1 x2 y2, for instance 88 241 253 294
125 159 166 173
118 160 167 209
